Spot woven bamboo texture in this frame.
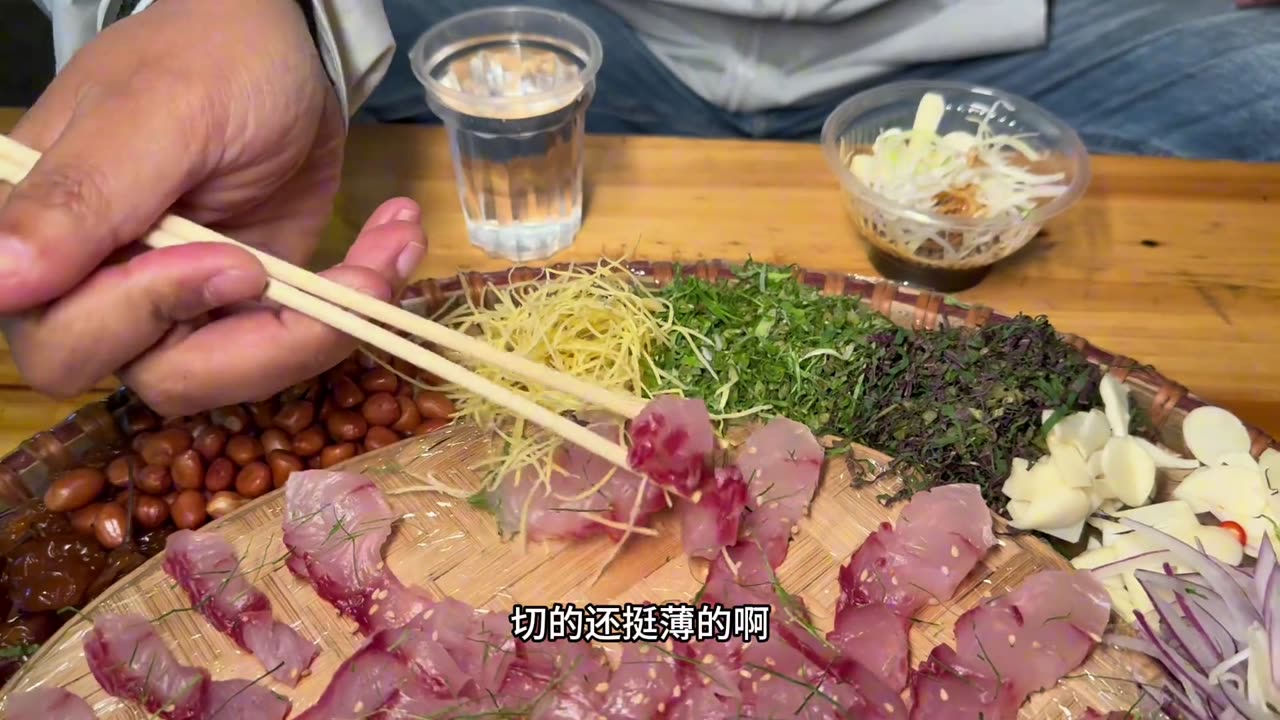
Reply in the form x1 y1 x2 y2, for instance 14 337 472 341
0 420 1158 717
0 259 1247 717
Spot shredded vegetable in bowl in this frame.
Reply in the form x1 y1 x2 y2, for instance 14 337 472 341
823 84 1088 269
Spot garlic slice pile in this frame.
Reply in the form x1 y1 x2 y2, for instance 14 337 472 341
1003 374 1155 541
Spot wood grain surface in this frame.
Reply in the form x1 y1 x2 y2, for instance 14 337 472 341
0 422 1158 718
1 108 1278 445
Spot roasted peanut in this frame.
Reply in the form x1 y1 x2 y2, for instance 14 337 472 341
94 503 128 549
292 426 326 457
261 428 292 455
133 496 169 530
248 400 276 430
273 401 315 435
130 431 153 454
319 443 357 468
332 376 365 409
171 450 205 491
192 426 228 461
204 457 235 492
106 454 139 488
326 410 368 443
360 367 398 394
70 503 104 536
211 405 250 433
361 393 401 427
135 465 172 495
225 434 264 466
206 491 247 519
171 490 208 530
43 468 107 512
390 395 422 433
363 426 401 451
235 462 272 499
122 406 160 436
414 391 456 420
138 428 193 466
267 450 304 489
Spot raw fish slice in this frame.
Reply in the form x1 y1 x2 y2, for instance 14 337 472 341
897 484 997 556
488 450 609 542
500 638 611 718
4 688 97 720
627 396 717 494
826 603 911 691
83 614 210 720
570 418 668 535
738 629 907 720
662 684 742 719
679 465 748 560
292 645 410 720
382 598 517 700
203 679 292 720
600 641 680 719
837 526 928 614
163 529 319 686
683 637 744 699
283 470 432 634
952 570 1110 700
737 418 824 567
909 644 1022 720
379 688 497 719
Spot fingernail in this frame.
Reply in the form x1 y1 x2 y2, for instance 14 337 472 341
395 241 426 281
0 233 32 276
203 269 265 307
391 204 420 225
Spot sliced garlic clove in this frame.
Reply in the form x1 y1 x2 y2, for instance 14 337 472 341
1172 464 1268 518
1183 405 1251 466
1218 451 1260 470
1098 436 1157 507
1130 436 1201 470
1047 439 1094 488
1001 457 1037 501
1007 481 1091 532
1099 374 1131 437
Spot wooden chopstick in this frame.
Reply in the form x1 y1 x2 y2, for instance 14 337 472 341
0 134 645 420
0 135 634 472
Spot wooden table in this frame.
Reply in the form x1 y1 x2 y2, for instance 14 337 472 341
2 109 1279 455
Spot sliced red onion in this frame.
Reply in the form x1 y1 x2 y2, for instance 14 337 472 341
1254 537 1276 608
1090 549 1172 581
1140 571 1220 673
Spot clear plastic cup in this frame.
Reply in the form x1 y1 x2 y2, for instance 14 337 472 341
410 6 603 262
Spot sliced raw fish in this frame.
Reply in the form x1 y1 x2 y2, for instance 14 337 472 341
679 465 748 560
627 396 717 494
488 451 608 543
379 598 516 700
826 602 911 690
282 470 431 633
4 688 97 720
83 613 209 720
82 613 290 720
663 683 742 719
600 641 680 719
951 570 1110 700
838 484 995 617
737 418 824 567
163 529 319 686
203 679 292 720
909 644 1022 720
569 420 666 538
500 639 611 718
292 644 409 720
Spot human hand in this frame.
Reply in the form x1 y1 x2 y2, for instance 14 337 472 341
0 0 426 415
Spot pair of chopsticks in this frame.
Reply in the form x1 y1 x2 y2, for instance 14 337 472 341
0 133 645 472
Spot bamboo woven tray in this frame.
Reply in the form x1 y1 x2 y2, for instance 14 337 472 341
0 260 1270 717
0 422 1157 717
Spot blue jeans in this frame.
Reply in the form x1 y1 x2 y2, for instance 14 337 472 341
361 0 1280 161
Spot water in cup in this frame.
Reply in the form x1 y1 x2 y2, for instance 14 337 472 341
412 9 602 262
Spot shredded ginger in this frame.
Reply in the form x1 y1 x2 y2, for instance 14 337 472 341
844 92 1070 222
430 259 678 493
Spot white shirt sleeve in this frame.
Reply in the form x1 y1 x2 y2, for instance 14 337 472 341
34 0 395 121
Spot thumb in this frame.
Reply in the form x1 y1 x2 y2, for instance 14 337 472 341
0 89 212 312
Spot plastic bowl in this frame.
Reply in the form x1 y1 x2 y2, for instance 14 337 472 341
820 81 1090 292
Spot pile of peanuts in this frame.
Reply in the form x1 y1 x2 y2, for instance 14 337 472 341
39 353 457 549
